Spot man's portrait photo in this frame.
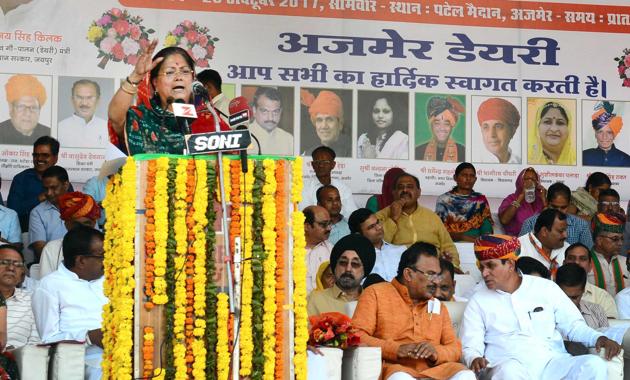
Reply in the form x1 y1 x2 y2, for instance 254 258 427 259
471 96 522 164
0 73 52 146
582 100 630 167
241 85 294 156
57 77 113 149
300 88 353 158
415 93 466 162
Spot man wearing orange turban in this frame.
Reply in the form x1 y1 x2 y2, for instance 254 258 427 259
583 101 630 167
0 74 51 145
39 192 101 278
461 233 619 380
476 97 521 164
301 89 350 157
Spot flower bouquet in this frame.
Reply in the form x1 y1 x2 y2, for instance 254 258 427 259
615 48 630 88
308 312 361 349
164 20 219 68
87 8 155 69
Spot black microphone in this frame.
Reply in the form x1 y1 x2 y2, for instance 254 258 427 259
173 99 191 135
236 126 249 173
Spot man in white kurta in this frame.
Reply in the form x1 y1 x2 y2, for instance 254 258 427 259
32 226 107 380
247 86 294 155
587 212 628 296
57 80 108 148
304 205 334 293
461 234 619 380
517 208 569 275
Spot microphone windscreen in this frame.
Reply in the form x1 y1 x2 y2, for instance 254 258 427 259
229 96 251 116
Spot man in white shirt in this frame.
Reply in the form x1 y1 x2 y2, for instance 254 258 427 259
564 242 618 318
57 79 108 148
304 205 333 293
461 234 619 380
32 226 108 380
300 146 358 218
197 69 229 124
0 244 39 349
518 208 569 277
348 208 405 282
247 86 293 155
588 212 628 296
316 185 350 245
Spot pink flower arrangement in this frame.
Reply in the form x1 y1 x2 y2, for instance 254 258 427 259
615 48 630 88
87 8 155 69
164 20 219 68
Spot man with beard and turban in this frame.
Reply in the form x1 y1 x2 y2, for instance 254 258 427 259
352 242 475 380
461 234 619 380
301 89 351 157
416 96 465 162
307 234 375 316
39 192 101 278
588 212 628 296
583 101 630 167
0 74 50 145
475 97 521 164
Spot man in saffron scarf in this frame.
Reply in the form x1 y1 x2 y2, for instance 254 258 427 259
461 234 619 380
517 208 569 278
415 96 465 162
588 212 628 296
353 242 474 380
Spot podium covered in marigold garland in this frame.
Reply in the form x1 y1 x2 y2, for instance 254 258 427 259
101 154 309 380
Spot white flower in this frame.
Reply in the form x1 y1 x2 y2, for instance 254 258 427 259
121 37 140 55
107 28 117 38
178 37 189 48
191 45 207 60
625 67 630 78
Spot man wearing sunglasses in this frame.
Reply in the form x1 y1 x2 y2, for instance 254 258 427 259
352 242 474 380
32 225 107 380
588 212 627 296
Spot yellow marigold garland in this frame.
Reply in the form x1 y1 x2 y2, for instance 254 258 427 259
217 293 231 380
102 156 136 380
262 159 277 380
239 162 255 377
173 158 189 380
291 157 308 380
153 157 170 305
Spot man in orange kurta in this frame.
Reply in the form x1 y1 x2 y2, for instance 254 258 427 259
352 242 473 380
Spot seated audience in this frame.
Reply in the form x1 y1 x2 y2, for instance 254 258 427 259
517 208 569 277
435 258 466 302
520 182 593 248
300 146 358 218
615 260 630 318
0 291 17 379
349 208 405 281
0 200 21 249
304 205 333 293
598 188 624 216
7 136 69 232
365 167 405 213
461 234 619 379
515 256 551 279
353 242 474 380
32 226 107 380
316 185 350 244
568 172 611 220
564 242 618 318
307 234 375 316
589 212 627 296
314 261 335 291
376 172 460 267
39 192 101 278
28 165 71 261
0 244 39 349
436 162 493 242
498 167 546 236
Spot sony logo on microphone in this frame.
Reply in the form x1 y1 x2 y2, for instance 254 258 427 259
185 130 252 155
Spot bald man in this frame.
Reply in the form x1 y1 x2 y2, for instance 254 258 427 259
0 74 50 145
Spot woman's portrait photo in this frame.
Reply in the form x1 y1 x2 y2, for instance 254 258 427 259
582 100 630 167
300 88 353 157
356 90 409 160
471 96 522 164
414 93 466 162
527 98 576 166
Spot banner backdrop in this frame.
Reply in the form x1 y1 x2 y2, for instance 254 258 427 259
1 0 629 200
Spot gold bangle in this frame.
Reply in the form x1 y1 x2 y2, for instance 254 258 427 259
126 75 140 86
120 81 138 95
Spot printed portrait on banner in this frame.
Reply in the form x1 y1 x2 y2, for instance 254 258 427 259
57 76 114 149
0 73 52 146
356 90 409 160
471 96 523 165
581 100 630 167
241 85 295 156
300 87 353 158
527 97 577 166
414 93 466 162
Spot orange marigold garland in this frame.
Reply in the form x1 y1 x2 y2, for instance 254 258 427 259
144 160 156 310
184 160 197 376
142 327 155 378
274 160 287 379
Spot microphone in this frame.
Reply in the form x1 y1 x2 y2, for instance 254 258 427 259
192 81 210 101
229 96 254 173
173 99 192 135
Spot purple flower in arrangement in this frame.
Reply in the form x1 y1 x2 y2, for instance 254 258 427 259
97 15 112 26
173 25 184 36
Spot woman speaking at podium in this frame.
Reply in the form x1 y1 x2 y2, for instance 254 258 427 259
108 40 227 155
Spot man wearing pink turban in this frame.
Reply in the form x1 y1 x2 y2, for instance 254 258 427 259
583 101 630 167
0 74 50 145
